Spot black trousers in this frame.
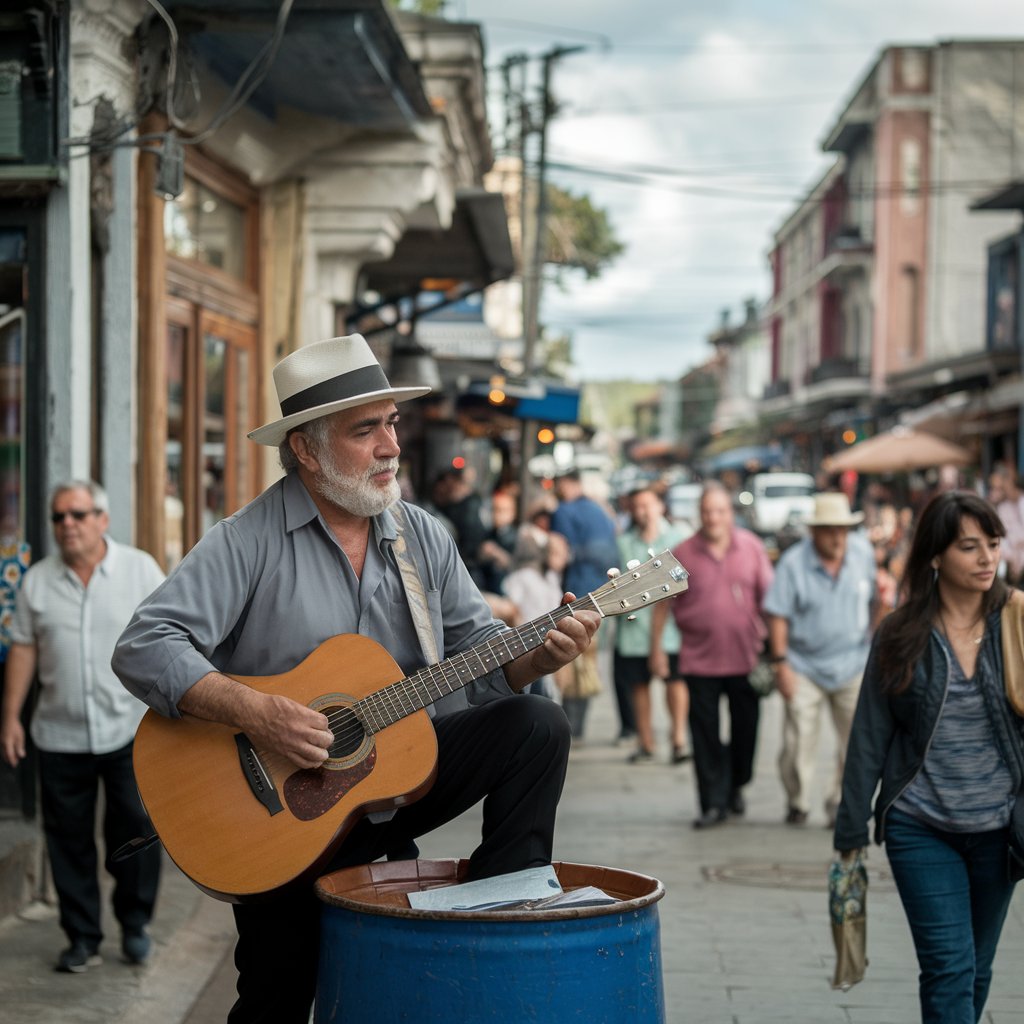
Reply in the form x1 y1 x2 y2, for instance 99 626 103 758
685 674 760 815
38 743 161 949
227 694 571 1024
612 652 641 738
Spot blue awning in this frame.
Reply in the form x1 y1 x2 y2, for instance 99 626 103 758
706 445 784 474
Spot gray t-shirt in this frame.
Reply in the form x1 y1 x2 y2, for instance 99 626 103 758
895 630 1014 834
112 472 512 720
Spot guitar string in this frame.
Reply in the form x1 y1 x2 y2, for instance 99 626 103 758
253 576 667 769
318 616 557 751
319 604 580 745
249 614 564 774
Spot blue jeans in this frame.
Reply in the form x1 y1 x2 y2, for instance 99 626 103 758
885 807 1017 1023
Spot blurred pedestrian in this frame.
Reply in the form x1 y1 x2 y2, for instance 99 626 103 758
988 468 1024 584
616 486 691 764
0 480 164 972
765 493 878 827
834 491 1021 1023
650 482 773 828
478 489 519 594
551 468 620 740
433 467 488 586
502 531 570 699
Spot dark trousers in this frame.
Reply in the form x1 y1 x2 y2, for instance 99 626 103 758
612 652 639 738
886 808 1017 1023
686 674 760 814
227 694 571 1024
38 743 161 950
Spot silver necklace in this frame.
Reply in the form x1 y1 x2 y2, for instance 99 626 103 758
939 610 984 646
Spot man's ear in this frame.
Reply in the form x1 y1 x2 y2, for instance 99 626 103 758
289 431 320 473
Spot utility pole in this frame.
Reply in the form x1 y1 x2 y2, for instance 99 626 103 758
518 45 585 506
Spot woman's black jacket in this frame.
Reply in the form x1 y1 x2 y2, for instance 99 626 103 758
833 607 1024 853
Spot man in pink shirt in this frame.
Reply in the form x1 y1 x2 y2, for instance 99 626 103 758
651 482 774 828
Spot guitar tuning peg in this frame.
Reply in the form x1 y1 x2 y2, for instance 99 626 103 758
607 567 621 579
626 614 638 621
626 559 641 571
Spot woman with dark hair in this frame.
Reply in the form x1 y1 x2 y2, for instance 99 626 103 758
834 490 1024 1023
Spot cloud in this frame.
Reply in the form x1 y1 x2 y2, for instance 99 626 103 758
465 0 1024 379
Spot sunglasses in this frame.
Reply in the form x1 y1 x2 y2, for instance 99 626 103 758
51 509 99 524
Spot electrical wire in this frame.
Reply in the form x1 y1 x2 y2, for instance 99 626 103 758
141 0 189 131
63 0 294 156
183 0 295 146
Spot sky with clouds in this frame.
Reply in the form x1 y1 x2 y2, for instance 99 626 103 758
455 1 1024 382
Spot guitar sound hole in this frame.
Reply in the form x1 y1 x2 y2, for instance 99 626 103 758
325 705 367 759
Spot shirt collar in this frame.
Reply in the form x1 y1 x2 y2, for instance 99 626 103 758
282 471 320 533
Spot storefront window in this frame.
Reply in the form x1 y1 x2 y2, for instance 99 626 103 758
165 322 187 569
164 176 246 278
202 333 226 534
0 228 29 663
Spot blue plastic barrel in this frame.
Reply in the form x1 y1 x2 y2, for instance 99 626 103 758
314 859 665 1024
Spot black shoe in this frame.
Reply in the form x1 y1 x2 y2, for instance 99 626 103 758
627 748 655 764
56 941 102 973
122 929 151 965
693 808 728 830
785 808 809 826
671 746 691 765
729 790 746 816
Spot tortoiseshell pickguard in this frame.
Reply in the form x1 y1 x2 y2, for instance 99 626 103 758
283 748 377 821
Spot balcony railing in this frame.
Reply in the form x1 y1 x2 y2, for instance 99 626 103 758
762 379 792 400
808 358 867 385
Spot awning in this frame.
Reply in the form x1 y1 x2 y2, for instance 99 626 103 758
161 0 433 130
971 182 1024 211
356 188 515 309
704 444 785 474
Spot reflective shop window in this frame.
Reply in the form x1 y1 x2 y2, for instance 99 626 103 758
164 177 246 278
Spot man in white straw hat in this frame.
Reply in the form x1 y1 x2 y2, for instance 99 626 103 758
113 335 599 1024
763 492 879 828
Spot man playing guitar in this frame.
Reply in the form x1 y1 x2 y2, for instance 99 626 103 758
113 335 600 1024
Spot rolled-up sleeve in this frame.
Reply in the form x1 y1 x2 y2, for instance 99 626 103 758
112 521 255 718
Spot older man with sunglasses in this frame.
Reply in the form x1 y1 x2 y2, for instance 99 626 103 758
0 481 164 973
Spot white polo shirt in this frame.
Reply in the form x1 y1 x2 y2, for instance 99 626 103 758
10 537 164 754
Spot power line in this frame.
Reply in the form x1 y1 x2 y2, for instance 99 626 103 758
561 96 838 118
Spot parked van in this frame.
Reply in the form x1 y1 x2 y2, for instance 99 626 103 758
744 472 816 535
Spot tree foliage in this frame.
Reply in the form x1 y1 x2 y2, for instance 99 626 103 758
544 185 625 281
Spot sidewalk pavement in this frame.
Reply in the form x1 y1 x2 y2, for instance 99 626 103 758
2 680 1024 1024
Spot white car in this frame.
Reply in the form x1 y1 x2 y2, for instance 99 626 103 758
744 473 816 535
666 482 703 530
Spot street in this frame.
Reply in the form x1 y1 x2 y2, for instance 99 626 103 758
2 681 1023 1024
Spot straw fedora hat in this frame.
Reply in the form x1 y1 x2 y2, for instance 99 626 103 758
803 492 865 527
247 335 431 447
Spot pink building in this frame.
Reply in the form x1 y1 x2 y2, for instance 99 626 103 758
763 40 1024 467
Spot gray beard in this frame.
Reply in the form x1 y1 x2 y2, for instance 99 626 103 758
315 457 401 518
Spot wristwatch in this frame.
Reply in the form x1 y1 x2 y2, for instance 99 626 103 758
768 654 787 665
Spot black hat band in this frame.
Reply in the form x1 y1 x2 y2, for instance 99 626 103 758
279 364 391 418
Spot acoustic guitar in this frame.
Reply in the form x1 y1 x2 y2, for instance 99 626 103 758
132 550 689 902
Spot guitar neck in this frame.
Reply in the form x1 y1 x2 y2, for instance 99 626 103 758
355 593 600 733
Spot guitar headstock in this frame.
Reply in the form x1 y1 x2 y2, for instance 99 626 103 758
588 550 689 618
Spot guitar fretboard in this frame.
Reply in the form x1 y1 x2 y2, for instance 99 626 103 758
353 595 598 734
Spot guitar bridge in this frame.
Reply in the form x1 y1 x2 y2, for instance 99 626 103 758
234 733 284 817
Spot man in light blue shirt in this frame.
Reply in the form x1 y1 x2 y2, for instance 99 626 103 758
764 493 878 828
113 335 599 1024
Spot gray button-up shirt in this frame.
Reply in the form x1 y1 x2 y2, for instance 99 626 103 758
112 473 512 720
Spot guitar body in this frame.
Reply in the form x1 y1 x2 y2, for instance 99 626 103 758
133 633 438 903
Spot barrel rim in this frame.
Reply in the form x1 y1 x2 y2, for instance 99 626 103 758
315 859 665 922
